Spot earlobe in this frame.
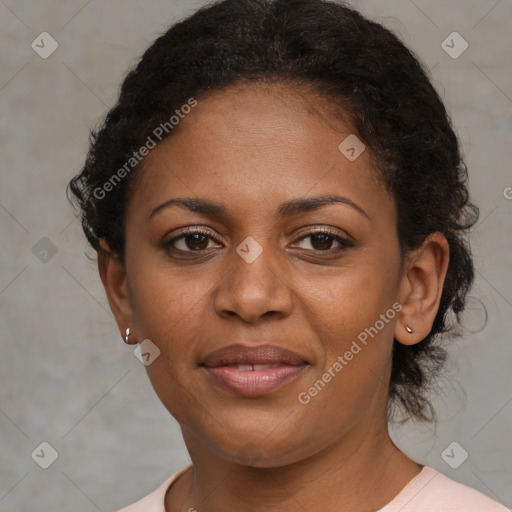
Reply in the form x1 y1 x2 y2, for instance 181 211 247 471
395 232 450 346
97 239 138 343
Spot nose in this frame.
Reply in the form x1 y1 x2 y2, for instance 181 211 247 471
213 238 294 324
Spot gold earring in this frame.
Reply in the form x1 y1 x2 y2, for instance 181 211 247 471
124 327 131 344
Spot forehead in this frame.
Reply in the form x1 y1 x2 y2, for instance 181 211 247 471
128 82 394 224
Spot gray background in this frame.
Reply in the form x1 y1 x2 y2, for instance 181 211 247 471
1 0 511 511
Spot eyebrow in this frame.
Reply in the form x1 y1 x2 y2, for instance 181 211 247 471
148 194 369 221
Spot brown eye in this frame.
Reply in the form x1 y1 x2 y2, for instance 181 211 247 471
294 230 353 252
179 233 210 251
309 233 335 251
166 229 222 253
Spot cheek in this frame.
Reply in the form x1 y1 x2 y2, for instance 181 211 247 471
127 270 212 423
299 262 398 352
128 259 214 344
293 262 398 414
126 262 218 412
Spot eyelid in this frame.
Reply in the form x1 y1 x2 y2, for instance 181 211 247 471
167 225 218 237
293 225 354 244
165 226 223 245
292 228 354 250
165 225 354 253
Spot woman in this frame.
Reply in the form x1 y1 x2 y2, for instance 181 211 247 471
67 0 508 510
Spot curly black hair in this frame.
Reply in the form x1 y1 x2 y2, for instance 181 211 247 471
67 0 479 423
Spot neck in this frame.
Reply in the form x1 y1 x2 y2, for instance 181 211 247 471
165 418 422 512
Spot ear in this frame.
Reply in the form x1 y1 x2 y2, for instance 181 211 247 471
97 239 138 344
395 232 450 346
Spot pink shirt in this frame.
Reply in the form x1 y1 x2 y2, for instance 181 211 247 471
116 464 509 511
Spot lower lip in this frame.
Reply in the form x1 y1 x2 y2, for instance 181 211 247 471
204 365 307 397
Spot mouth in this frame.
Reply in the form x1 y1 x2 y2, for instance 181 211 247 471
201 344 309 397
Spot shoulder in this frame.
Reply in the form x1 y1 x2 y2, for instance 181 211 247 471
115 465 192 512
379 466 510 512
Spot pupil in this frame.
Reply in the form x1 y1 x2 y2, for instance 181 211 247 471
187 234 208 250
312 234 332 250
183 234 334 251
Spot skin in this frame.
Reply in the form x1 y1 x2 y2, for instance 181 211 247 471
98 82 449 512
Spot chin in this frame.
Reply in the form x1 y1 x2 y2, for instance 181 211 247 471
191 417 322 468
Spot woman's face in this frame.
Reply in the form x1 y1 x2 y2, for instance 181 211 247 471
121 82 405 466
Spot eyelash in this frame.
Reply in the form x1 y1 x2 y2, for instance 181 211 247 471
164 227 354 255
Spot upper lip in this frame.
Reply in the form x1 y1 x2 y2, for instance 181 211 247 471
202 344 307 367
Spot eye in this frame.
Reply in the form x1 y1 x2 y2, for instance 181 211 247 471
165 228 222 253
164 227 353 256
293 229 353 252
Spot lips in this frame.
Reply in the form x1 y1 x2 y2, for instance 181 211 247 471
202 344 307 367
202 344 308 397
